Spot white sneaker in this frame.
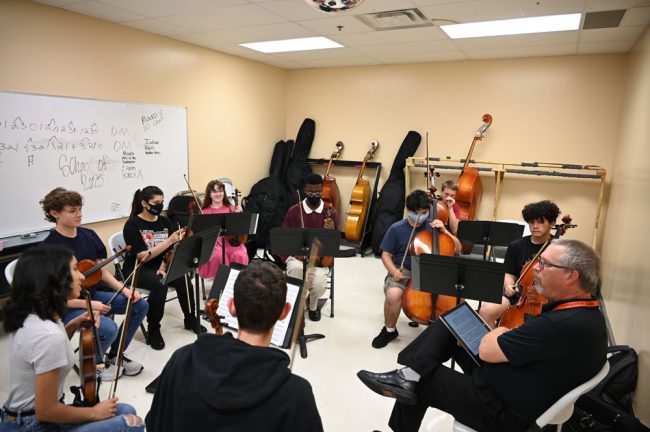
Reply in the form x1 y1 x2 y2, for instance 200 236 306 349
107 355 143 377
97 363 122 382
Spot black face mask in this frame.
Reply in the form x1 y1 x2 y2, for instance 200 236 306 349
146 202 164 216
306 195 321 206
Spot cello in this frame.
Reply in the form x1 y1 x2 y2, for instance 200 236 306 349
401 165 458 325
499 215 576 328
321 141 344 210
344 140 378 242
456 114 492 220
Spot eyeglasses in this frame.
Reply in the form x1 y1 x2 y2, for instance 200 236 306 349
304 191 321 198
537 256 573 271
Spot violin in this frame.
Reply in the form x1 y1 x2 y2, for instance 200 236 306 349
499 215 576 328
78 246 130 288
456 114 492 220
321 141 344 210
345 140 378 242
227 189 247 247
401 161 458 324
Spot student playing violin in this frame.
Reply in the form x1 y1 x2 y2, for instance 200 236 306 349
0 244 144 431
197 179 249 280
40 188 147 380
478 200 560 328
122 186 205 351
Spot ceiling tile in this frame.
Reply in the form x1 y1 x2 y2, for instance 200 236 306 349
353 39 458 55
202 22 316 45
257 0 331 21
61 0 147 23
96 0 247 18
579 25 647 43
123 18 193 36
294 56 382 68
158 4 286 32
271 46 362 61
620 7 650 27
464 43 577 59
577 39 636 54
369 50 469 63
297 15 372 35
330 26 447 47
453 31 579 50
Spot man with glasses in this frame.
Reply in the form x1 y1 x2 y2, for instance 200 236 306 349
357 238 607 432
479 200 560 328
282 173 339 321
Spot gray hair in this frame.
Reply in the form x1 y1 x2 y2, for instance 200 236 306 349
552 238 600 295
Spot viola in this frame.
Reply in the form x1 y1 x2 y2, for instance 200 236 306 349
321 141 344 210
78 246 130 288
77 289 100 406
499 215 576 328
344 140 378 242
456 114 492 220
205 298 223 335
401 162 458 324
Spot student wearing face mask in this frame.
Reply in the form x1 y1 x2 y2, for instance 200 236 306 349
372 190 461 349
122 186 206 351
282 173 339 322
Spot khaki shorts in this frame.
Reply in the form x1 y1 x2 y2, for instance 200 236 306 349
383 268 412 294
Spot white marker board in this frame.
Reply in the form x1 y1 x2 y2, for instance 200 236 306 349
0 91 188 238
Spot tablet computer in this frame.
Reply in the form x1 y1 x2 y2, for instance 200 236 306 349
439 302 492 367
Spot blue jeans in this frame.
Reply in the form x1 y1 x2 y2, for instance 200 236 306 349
0 403 143 431
64 288 148 361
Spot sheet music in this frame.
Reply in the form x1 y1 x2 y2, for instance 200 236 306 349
216 267 300 347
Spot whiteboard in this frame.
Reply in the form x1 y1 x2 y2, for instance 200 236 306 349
0 91 188 238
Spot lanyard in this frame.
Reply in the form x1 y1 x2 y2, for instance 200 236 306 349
551 299 600 312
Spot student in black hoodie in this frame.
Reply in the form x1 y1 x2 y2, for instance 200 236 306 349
145 260 323 432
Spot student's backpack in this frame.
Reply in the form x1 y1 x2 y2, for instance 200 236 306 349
566 345 649 432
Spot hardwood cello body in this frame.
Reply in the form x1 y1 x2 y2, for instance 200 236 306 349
499 215 576 328
456 114 492 220
401 164 457 324
321 141 344 211
345 140 378 242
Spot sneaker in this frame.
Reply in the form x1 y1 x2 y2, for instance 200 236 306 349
106 354 143 377
372 326 399 349
308 308 321 322
98 363 122 382
148 327 165 350
184 316 207 334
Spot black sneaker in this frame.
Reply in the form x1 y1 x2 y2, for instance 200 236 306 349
148 327 165 350
372 326 398 349
308 308 321 322
184 316 207 334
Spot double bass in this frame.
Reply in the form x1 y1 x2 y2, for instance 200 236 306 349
345 140 378 242
456 114 492 220
401 165 458 325
321 141 344 210
499 215 576 328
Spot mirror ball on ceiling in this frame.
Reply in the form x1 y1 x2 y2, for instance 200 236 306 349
304 0 367 13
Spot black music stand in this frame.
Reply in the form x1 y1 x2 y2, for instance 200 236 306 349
188 212 258 268
457 220 524 261
146 228 219 394
269 227 340 358
411 254 504 310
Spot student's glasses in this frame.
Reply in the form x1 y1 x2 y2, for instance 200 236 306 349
304 191 322 198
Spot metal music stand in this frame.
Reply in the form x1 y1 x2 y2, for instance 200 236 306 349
457 220 524 261
269 227 340 358
411 254 505 309
188 212 258 267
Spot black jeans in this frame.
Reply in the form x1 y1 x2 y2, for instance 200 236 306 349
388 320 530 432
135 267 195 330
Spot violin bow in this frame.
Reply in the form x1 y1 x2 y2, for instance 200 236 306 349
108 259 143 399
184 174 204 214
289 239 320 369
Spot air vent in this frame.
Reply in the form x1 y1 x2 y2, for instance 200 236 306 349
357 8 433 31
582 9 626 29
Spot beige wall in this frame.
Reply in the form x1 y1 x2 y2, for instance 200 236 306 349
286 55 626 247
2 0 649 423
600 27 650 421
0 0 287 243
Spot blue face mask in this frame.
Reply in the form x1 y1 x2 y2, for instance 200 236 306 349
408 211 429 225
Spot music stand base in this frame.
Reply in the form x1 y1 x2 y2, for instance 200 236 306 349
299 333 325 358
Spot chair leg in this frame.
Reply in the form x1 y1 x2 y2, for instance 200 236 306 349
329 265 334 318
140 323 150 345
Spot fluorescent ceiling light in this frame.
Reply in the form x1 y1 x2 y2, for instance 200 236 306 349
440 13 581 39
240 36 343 53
